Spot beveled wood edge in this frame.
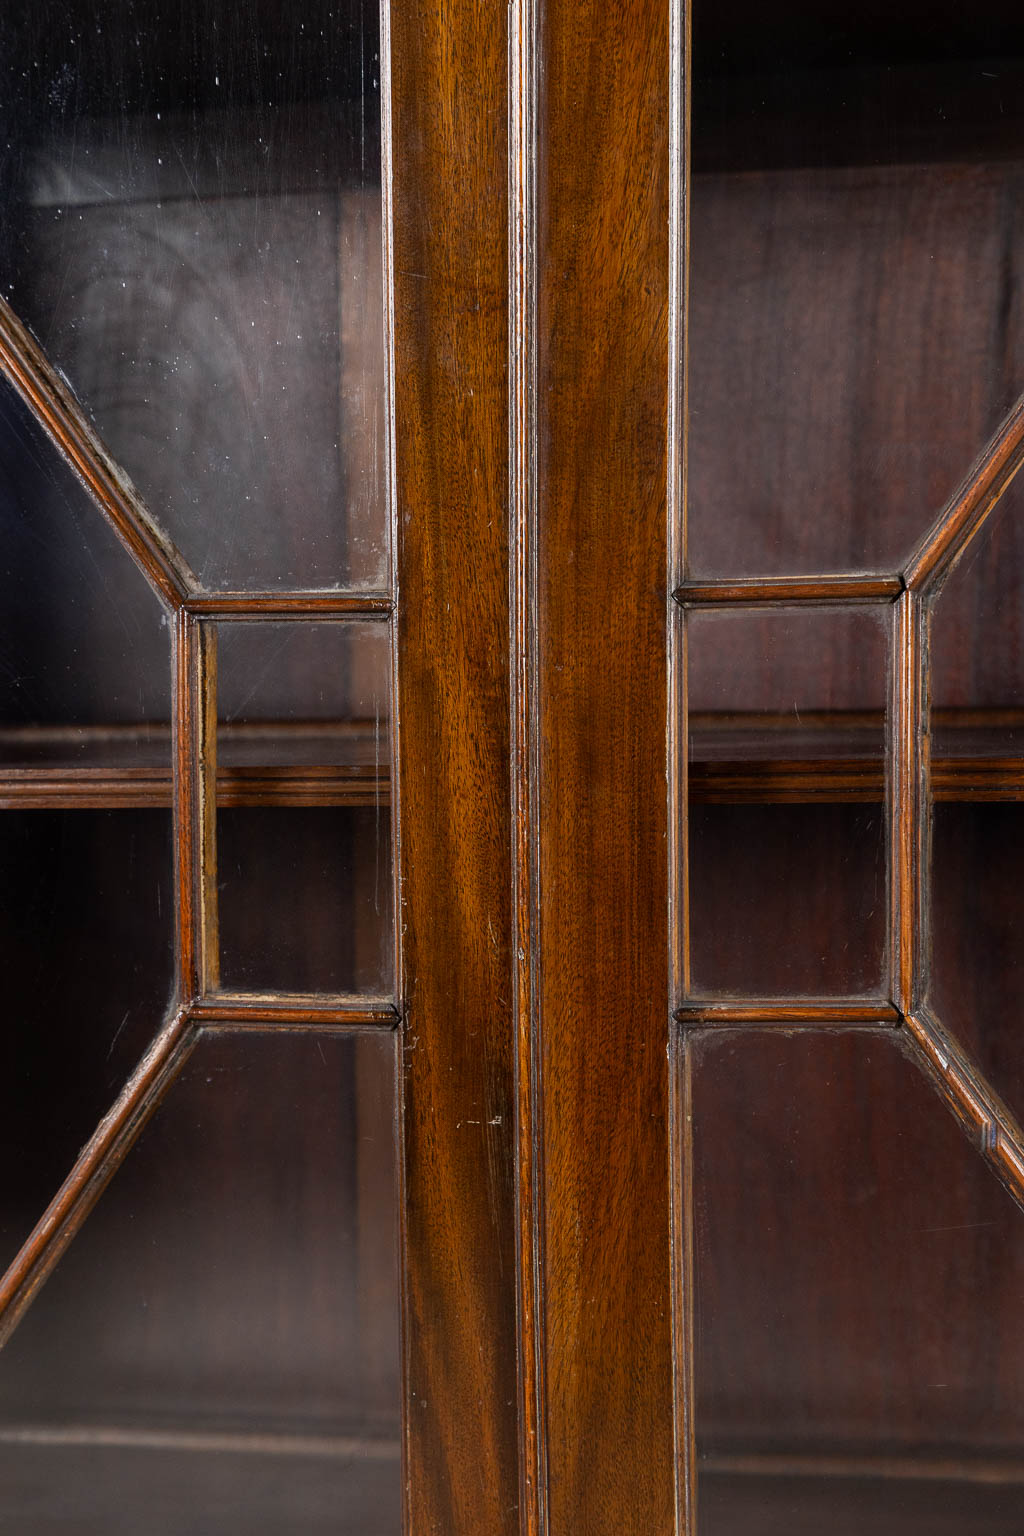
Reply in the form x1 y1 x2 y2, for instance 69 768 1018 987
669 1035 697 1536
671 394 696 1536
174 616 217 999
902 1006 1024 1212
0 294 193 610
509 0 548 1526
184 593 394 618
668 0 694 1523
198 624 220 994
0 1006 195 1349
890 592 927 1015
904 392 1024 593
174 613 200 1000
379 0 403 1013
674 999 900 1027
667 0 690 999
14 754 1024 809
688 757 1024 804
189 994 400 1027
0 768 391 810
674 574 903 606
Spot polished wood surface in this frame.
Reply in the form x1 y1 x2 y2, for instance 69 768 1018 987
534 0 674 1529
6 1 1024 1530
389 0 519 1529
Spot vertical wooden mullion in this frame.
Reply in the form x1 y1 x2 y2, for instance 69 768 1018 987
671 1037 697 1535
198 623 219 994
669 0 696 1528
389 0 519 1530
891 590 927 1016
175 612 219 1004
174 610 200 1003
533 0 674 1528
511 0 548 1528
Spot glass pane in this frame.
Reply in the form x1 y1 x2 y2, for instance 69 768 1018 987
215 621 392 993
688 8 1024 577
0 1030 401 1534
0 379 173 1273
0 2 386 591
687 607 887 995
693 1028 1024 1535
929 476 1024 1126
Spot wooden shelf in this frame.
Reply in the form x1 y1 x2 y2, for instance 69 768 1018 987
0 724 390 810
690 710 1024 803
5 711 1024 808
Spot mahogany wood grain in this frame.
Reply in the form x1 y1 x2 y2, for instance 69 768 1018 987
689 758 883 803
389 0 519 1529
534 0 674 1528
676 1000 899 1027
509 0 547 1524
185 594 393 618
671 1039 697 1534
10 749 1024 809
189 996 398 1027
176 617 218 1000
891 593 926 1016
175 612 201 1003
199 626 220 994
676 576 903 605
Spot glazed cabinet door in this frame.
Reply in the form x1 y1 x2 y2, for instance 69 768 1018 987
512 2 1024 1535
675 6 1024 1532
0 2 518 1532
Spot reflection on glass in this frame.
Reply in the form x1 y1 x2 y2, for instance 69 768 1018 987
688 6 1024 576
929 476 1024 1127
0 1 386 590
0 379 173 1274
693 1029 1024 1535
687 607 888 996
214 621 392 993
0 1030 401 1534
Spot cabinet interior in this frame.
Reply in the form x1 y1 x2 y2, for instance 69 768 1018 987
689 6 1024 1531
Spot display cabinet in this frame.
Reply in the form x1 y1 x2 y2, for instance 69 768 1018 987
3 1 1024 1533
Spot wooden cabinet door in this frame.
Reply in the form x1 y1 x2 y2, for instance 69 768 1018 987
0 3 516 1531
5 2 1024 1532
508 3 1024 1534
